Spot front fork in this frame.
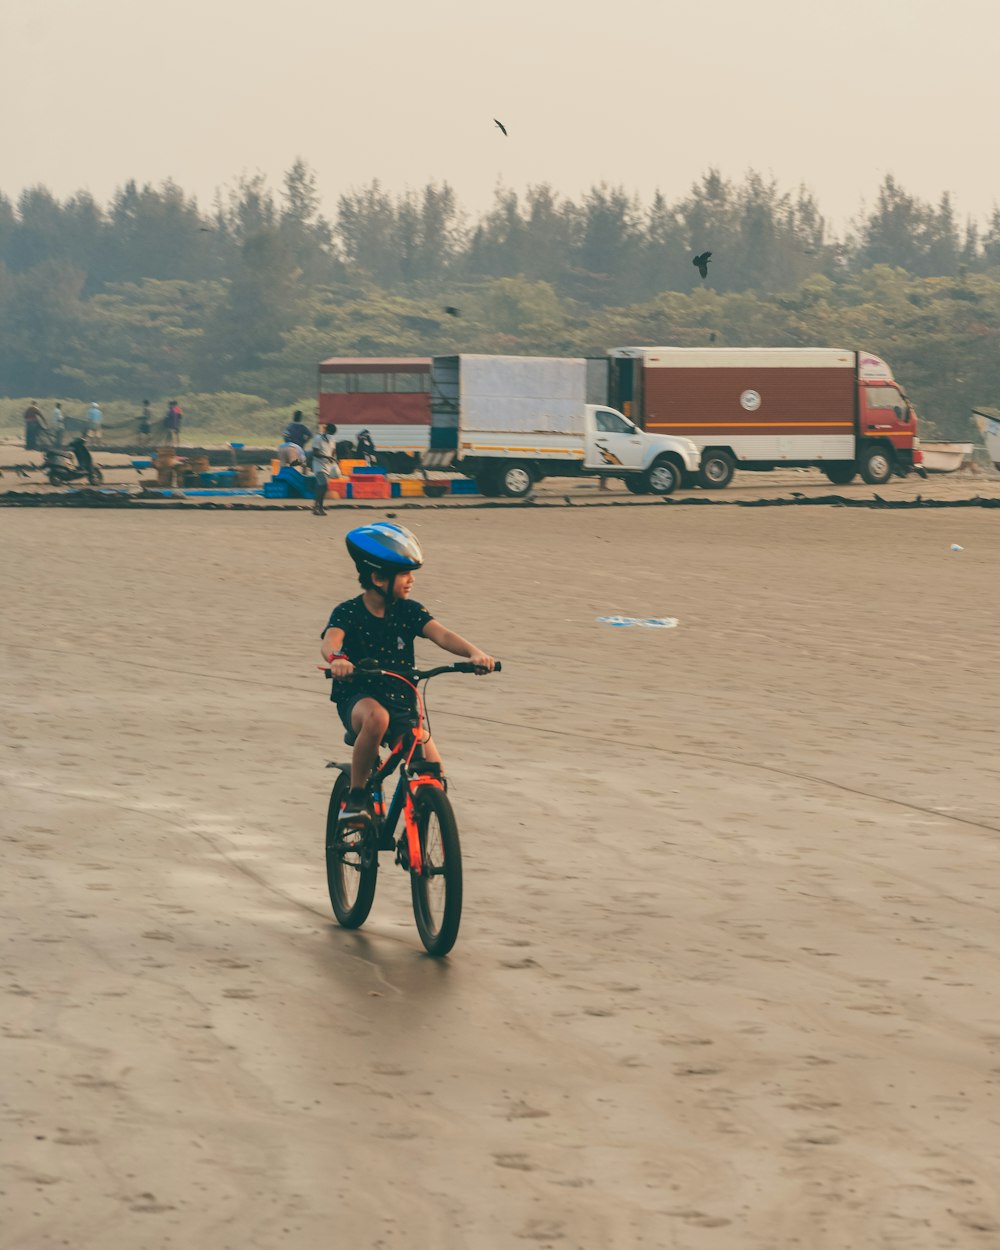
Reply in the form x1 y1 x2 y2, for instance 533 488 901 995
400 775 445 876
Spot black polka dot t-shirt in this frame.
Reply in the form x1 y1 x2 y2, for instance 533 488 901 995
322 595 434 708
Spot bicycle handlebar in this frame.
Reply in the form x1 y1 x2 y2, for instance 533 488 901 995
321 660 502 680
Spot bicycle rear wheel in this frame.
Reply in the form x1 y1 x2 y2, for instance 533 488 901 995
325 773 378 928
410 787 463 957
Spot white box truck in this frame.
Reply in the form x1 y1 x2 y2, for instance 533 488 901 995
429 354 701 498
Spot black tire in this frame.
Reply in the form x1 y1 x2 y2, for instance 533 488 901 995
497 462 534 499
643 457 681 496
623 476 648 495
410 787 463 957
698 449 735 489
88 468 104 485
423 483 448 498
325 772 378 929
823 462 857 486
858 444 894 486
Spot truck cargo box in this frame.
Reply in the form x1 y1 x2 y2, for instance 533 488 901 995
431 355 608 446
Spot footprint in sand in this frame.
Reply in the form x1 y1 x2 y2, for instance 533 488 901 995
506 1102 550 1120
126 1192 176 1214
517 1219 565 1240
54 1131 99 1146
494 1152 535 1171
665 1209 732 1228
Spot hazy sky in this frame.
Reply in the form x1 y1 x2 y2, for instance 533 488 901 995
3 0 995 231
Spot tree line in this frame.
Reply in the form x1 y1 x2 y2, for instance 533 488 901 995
2 162 1000 438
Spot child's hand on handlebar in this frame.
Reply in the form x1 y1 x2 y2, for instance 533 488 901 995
467 650 495 674
330 656 354 680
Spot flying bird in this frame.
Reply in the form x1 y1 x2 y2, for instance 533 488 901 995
494 118 508 136
693 252 712 280
444 306 460 317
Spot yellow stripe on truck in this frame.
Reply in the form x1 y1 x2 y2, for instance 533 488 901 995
461 444 586 456
647 421 854 429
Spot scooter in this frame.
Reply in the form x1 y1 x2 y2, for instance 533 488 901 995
43 437 104 487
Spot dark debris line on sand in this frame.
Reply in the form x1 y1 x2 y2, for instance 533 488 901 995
2 489 1000 512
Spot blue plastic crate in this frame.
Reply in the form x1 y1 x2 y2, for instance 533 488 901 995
199 470 239 487
450 478 479 495
352 466 387 476
390 481 401 497
263 482 290 499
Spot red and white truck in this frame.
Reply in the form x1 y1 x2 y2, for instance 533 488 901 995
318 356 432 472
607 347 923 488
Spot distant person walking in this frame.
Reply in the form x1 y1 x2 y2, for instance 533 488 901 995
138 399 152 442
51 403 65 446
23 401 48 450
277 439 307 469
283 411 312 450
356 428 377 465
164 401 183 447
86 402 103 444
308 422 341 517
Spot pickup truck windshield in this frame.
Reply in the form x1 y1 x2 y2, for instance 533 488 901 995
594 409 634 434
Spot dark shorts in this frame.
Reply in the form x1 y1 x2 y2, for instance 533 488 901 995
335 692 416 746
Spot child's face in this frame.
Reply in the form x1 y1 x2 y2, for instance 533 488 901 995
372 570 415 599
393 571 415 599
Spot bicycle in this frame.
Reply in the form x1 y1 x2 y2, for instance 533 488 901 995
322 659 502 957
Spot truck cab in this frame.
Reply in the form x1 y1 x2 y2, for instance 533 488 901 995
585 406 700 492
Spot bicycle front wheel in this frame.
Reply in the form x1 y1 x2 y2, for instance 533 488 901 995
325 773 378 929
410 786 463 957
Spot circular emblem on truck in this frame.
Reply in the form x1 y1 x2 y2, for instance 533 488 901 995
740 389 762 412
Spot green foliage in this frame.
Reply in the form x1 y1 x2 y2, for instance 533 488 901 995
1 165 999 440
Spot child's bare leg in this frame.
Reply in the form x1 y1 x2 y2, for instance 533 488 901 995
350 699 390 790
417 734 442 765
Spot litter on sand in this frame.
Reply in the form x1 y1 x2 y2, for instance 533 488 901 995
597 616 679 629
951 544 964 552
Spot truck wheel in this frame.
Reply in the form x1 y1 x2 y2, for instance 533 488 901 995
498 462 534 498
698 449 735 489
823 463 857 486
644 458 681 495
624 476 648 495
859 444 893 485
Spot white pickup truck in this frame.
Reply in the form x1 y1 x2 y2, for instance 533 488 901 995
429 354 701 498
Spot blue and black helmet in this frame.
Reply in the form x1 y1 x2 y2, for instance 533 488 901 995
346 522 423 586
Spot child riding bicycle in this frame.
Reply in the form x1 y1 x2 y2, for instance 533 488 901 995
320 523 495 828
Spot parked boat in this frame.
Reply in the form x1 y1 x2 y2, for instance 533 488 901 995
919 442 973 473
972 411 1000 470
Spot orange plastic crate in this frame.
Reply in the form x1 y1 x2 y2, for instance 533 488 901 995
350 477 391 499
326 478 349 498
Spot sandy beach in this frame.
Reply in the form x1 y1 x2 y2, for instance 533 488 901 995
2 502 1000 1249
